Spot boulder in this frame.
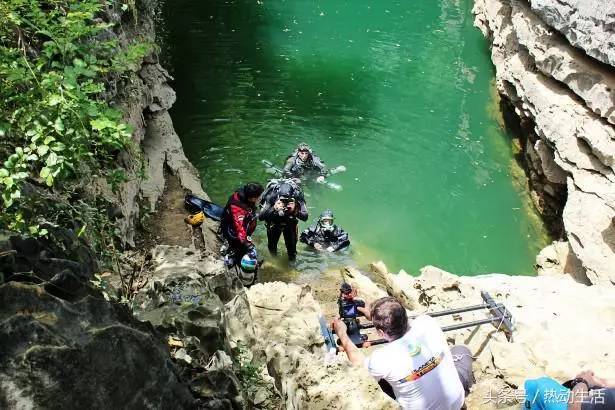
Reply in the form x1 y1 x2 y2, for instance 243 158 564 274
0 232 195 409
528 0 615 67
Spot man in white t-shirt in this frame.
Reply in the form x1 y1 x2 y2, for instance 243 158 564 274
332 297 465 410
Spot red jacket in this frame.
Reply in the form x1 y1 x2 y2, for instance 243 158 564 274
221 190 257 245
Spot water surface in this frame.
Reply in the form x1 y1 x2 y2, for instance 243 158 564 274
161 0 547 276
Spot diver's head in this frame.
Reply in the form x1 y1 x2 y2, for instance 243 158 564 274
318 209 335 232
244 182 264 204
277 182 294 202
297 142 311 161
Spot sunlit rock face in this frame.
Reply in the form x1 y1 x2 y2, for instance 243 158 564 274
473 0 615 285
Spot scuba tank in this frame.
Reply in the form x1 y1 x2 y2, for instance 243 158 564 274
184 194 224 221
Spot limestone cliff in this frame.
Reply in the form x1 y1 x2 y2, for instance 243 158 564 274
473 0 615 285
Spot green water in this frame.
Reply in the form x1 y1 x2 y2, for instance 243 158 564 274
161 0 547 276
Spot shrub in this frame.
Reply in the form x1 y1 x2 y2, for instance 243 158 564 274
0 0 150 237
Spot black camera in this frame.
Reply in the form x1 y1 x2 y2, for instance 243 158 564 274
338 297 365 320
276 196 295 216
337 283 368 346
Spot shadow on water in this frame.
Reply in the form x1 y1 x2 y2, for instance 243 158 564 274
161 0 271 128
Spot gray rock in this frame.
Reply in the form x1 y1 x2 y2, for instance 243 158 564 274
0 233 195 409
473 0 615 285
533 140 567 184
132 246 228 356
512 0 615 124
141 111 209 212
132 245 254 407
528 0 615 67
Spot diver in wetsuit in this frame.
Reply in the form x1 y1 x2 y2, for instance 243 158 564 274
300 209 350 252
283 143 327 182
258 179 308 261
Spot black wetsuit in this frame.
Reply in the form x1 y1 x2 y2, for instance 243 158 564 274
258 182 308 260
299 224 350 252
283 152 327 179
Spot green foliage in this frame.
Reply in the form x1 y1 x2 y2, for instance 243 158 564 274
90 272 113 301
233 343 262 390
106 168 129 194
0 0 149 236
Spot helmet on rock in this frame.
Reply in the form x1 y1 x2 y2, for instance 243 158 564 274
240 253 257 273
238 253 258 287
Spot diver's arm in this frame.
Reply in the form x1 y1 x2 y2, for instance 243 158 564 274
332 228 350 251
295 199 309 221
258 196 275 221
282 156 295 177
299 225 317 245
312 155 327 176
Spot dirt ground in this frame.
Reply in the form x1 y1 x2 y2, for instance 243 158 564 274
137 171 221 254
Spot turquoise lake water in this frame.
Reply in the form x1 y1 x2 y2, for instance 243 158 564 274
161 0 547 277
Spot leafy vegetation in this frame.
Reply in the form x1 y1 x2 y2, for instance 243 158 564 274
0 1 151 241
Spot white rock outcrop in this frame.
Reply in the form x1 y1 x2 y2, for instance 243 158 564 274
473 0 615 285
246 282 398 410
348 263 615 409
528 0 615 67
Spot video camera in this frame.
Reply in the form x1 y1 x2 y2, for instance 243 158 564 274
276 196 295 216
337 283 368 346
321 284 516 352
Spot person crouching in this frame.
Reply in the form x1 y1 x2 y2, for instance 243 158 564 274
220 182 264 270
332 297 467 410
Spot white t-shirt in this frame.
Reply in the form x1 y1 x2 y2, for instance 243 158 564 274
363 315 464 410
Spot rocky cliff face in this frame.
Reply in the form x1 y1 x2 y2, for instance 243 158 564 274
473 0 615 285
0 231 196 409
88 0 209 248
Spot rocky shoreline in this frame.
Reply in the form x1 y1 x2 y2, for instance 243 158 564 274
244 263 615 409
473 0 615 286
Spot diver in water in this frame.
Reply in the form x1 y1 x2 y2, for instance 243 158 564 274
258 179 308 261
300 209 350 252
283 142 327 182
